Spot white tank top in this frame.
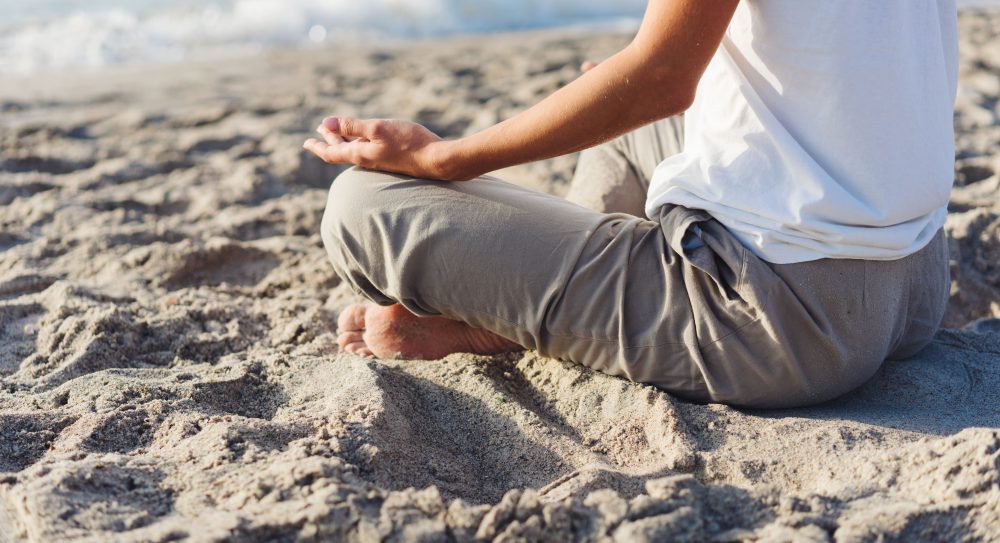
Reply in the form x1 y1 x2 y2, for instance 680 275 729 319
645 0 958 264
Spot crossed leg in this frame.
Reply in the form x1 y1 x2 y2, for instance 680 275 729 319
332 117 683 360
320 112 946 409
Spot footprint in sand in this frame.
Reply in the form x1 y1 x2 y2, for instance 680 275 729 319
0 301 47 375
11 460 175 535
0 413 78 472
190 366 288 420
156 241 281 290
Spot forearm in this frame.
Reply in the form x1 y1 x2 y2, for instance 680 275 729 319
435 45 693 181
431 0 737 182
303 0 736 182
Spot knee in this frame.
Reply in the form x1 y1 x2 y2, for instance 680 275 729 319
320 167 384 255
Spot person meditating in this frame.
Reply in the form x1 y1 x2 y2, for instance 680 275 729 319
303 0 957 408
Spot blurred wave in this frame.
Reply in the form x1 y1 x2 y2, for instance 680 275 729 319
0 0 647 76
3 0 995 77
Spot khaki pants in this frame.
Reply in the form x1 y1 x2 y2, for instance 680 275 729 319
321 118 949 408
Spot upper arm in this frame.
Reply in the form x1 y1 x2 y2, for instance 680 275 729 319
629 0 740 102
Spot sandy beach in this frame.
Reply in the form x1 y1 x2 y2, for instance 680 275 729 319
2 10 1000 542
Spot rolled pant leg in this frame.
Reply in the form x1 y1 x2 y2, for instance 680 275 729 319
320 166 948 408
321 168 729 400
322 168 606 352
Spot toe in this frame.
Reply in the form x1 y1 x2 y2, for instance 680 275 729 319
337 331 364 350
345 342 373 357
338 329 375 358
337 304 368 333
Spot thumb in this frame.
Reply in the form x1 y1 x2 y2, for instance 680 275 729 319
324 116 378 140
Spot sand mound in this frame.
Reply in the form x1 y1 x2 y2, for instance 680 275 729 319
2 13 1000 542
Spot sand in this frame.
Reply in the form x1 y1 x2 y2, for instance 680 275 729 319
2 11 1000 543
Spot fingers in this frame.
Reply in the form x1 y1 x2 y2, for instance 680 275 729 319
302 137 368 165
303 117 380 165
302 138 334 161
317 123 345 146
324 116 382 141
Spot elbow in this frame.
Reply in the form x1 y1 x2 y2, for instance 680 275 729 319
624 43 700 117
672 84 697 114
648 77 698 120
638 63 699 118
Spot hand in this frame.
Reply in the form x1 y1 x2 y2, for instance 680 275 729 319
303 117 452 180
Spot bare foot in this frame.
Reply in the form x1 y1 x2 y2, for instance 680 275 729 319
336 303 522 360
580 60 599 73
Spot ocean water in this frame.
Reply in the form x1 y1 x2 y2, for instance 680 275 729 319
1 0 997 77
0 0 647 76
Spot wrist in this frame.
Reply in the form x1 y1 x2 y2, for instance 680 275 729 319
427 139 474 181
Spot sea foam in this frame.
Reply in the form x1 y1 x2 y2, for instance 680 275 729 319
3 0 995 77
0 0 647 76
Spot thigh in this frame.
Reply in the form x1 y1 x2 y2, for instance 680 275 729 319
322 169 760 403
322 167 608 341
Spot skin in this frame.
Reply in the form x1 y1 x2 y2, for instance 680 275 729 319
305 0 739 359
